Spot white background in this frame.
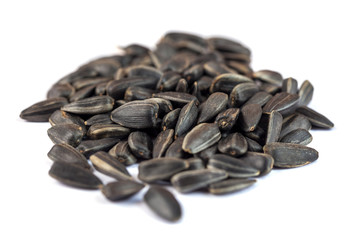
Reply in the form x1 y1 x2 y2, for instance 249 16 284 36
1 1 359 239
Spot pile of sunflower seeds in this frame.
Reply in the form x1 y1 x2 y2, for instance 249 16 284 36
20 32 334 222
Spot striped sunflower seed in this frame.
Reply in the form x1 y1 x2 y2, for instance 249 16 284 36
101 180 145 201
280 129 313 145
296 106 334 129
47 143 91 170
217 132 248 157
127 131 153 159
197 92 228 124
61 96 114 115
208 178 256 195
47 124 84 147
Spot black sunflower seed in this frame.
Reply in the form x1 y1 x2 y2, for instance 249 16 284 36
101 180 145 201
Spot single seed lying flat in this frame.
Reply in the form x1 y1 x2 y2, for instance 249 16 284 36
253 70 283 86
210 73 253 94
101 180 145 201
138 157 189 182
175 100 198 137
171 169 228 193
77 138 119 158
165 136 189 159
47 143 91 170
263 142 319 168
84 113 112 126
20 97 68 122
280 129 313 145
197 92 228 124
47 123 84 147
208 178 256 195
187 157 205 170
49 110 86 131
128 131 153 159
296 106 334 129
61 96 114 115
49 161 102 189
89 151 132 181
263 92 299 114
87 123 130 140
243 91 272 107
230 82 259 107
182 123 221 154
144 186 182 222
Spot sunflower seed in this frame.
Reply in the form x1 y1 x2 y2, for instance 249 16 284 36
108 141 137 166
204 61 236 77
208 37 251 55
217 133 248 157
175 100 198 138
208 154 260 178
84 113 112 126
230 82 259 107
162 108 181 131
72 77 110 90
145 98 173 116
226 61 253 77
243 91 272 107
197 92 228 124
165 136 190 159
156 71 181 91
126 131 152 160
77 138 119 158
215 108 240 131
263 142 319 168
171 168 228 193
49 161 102 189
87 124 130 140
124 86 155 101
47 83 75 99
152 91 199 107
49 110 86 134
264 110 283 144
239 103 262 132
47 124 84 147
153 129 174 158
208 178 256 195
89 151 132 181
20 97 68 122
138 157 189 182
280 129 313 145
245 137 263 152
144 186 182 222
238 152 274 176
187 157 205 170
47 143 91 170
126 65 162 82
210 73 253 94
298 80 314 106
61 96 114 115
183 64 203 84
175 78 188 93
182 123 221 154
262 92 299 115
280 113 312 138
101 180 145 201
296 106 334 129
195 144 218 162
253 70 283 86
282 77 298 94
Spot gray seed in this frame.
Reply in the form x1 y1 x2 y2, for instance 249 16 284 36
171 168 228 193
245 137 263 152
280 129 313 145
215 108 240 131
108 141 137 166
47 143 91 170
195 144 218 162
263 142 319 168
264 111 283 144
298 80 314 106
61 96 114 115
253 70 283 86
208 154 260 178
280 113 312 138
153 129 174 158
296 106 334 129
282 77 298 94
144 186 182 222
175 100 198 138
239 103 262 132
49 161 102 189
187 157 205 170
89 151 132 181
230 82 259 107
209 178 256 195
197 92 228 124
259 82 281 95
238 152 274 176
182 123 221 154
49 110 86 134
77 138 120 158
20 97 68 122
128 131 153 159
101 180 145 201
208 37 251 55
162 108 181 131
126 65 162 82
210 73 253 94
87 123 130 140
165 136 190 158
217 132 248 157
138 157 189 182
47 124 84 147
263 92 299 115
111 101 159 129
47 83 75 99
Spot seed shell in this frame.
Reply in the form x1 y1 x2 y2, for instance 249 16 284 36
87 123 130 140
153 129 174 158
197 92 228 124
101 180 145 201
296 106 334 129
239 103 262 132
262 92 299 115
280 129 313 145
108 141 137 166
282 77 298 94
209 178 256 195
61 96 114 115
77 138 120 158
230 82 259 107
47 143 91 170
47 124 84 147
217 132 248 157
175 100 198 137
215 108 240 131
298 80 314 106
128 131 153 159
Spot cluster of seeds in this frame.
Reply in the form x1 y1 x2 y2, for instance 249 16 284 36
20 32 334 222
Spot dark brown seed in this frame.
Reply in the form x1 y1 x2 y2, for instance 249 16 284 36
138 157 189 182
49 161 102 189
153 129 174 158
101 180 145 201
47 124 84 147
243 91 272 107
175 100 198 137
239 103 262 132
208 37 251 55
95 81 109 96
262 92 299 115
124 86 155 101
298 80 314 106
156 71 181 91
243 126 266 143
187 157 205 170
61 96 114 115
89 151 132 181
49 110 86 135
128 131 153 159
47 143 91 170
208 154 260 178
72 77 110 90
195 144 218 162
183 64 204 84
215 108 240 131
144 186 182 222
182 123 221 154
296 106 334 129
217 133 248 157
197 75 213 92
171 169 228 193
222 52 251 63
84 113 112 126
230 82 259 107
20 97 68 122
259 82 281 95
152 91 199 107
47 83 75 99
126 65 162 82
145 98 173 116
197 92 228 124
280 113 312 138
226 61 253 77
162 108 181 131
282 77 298 94
69 85 95 103
245 137 263 152
165 136 190 158
238 152 274 176
263 142 319 168
161 53 191 73
204 61 236 77
253 70 283 86
108 141 137 166
209 178 256 195
280 128 312 145
87 124 130 140
77 138 119 158
175 78 188 93
111 101 159 129
210 73 253 94
264 111 283 144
